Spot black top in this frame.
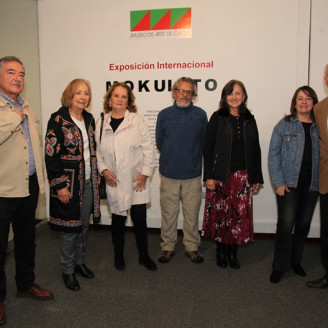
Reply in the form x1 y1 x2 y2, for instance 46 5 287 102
228 114 246 172
110 117 124 132
298 122 312 188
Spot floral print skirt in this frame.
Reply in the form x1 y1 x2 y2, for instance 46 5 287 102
202 170 254 245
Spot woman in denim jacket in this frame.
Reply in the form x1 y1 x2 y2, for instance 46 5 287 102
268 86 319 283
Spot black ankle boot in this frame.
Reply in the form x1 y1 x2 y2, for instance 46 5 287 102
216 242 227 268
62 273 80 291
74 263 94 278
227 245 240 269
139 254 157 271
114 253 125 271
270 270 283 283
291 263 306 277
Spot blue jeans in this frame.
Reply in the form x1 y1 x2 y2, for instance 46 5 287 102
60 180 93 274
273 186 318 272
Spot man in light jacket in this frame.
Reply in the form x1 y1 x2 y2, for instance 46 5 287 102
307 64 328 289
0 56 53 325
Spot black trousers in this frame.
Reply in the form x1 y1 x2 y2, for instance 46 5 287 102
0 175 39 302
111 204 148 257
319 193 328 279
273 186 318 272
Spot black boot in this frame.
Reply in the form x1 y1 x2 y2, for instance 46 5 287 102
62 273 80 291
112 214 126 271
138 255 157 271
216 242 227 268
74 263 95 278
131 205 157 271
270 270 283 283
114 253 125 271
227 245 240 269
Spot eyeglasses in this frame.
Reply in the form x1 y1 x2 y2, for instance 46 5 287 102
175 88 193 96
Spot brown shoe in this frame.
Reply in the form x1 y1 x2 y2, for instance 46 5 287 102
158 250 174 263
0 303 6 326
185 250 204 263
17 284 54 300
306 277 328 289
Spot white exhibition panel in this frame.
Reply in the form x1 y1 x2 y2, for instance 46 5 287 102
38 0 323 236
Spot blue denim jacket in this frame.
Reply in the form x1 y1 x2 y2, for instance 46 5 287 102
268 116 319 191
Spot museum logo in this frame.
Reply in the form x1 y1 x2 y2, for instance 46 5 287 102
130 7 192 39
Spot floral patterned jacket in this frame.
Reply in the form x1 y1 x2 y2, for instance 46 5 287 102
45 107 100 232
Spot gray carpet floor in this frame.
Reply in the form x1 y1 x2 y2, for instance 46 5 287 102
3 222 328 328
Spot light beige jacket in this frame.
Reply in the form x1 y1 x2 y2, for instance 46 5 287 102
314 97 328 194
0 95 45 197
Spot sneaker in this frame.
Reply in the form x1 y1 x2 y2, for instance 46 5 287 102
158 250 174 263
185 250 204 263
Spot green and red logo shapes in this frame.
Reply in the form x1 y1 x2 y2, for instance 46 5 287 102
130 8 191 31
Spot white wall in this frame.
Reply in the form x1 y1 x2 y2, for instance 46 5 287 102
309 0 328 98
0 0 47 219
36 0 327 236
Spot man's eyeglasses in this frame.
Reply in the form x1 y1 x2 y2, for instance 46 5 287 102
175 89 193 96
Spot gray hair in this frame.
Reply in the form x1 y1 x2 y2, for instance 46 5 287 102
0 56 24 74
171 77 198 100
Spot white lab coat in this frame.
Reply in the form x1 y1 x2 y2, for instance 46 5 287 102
96 110 155 215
